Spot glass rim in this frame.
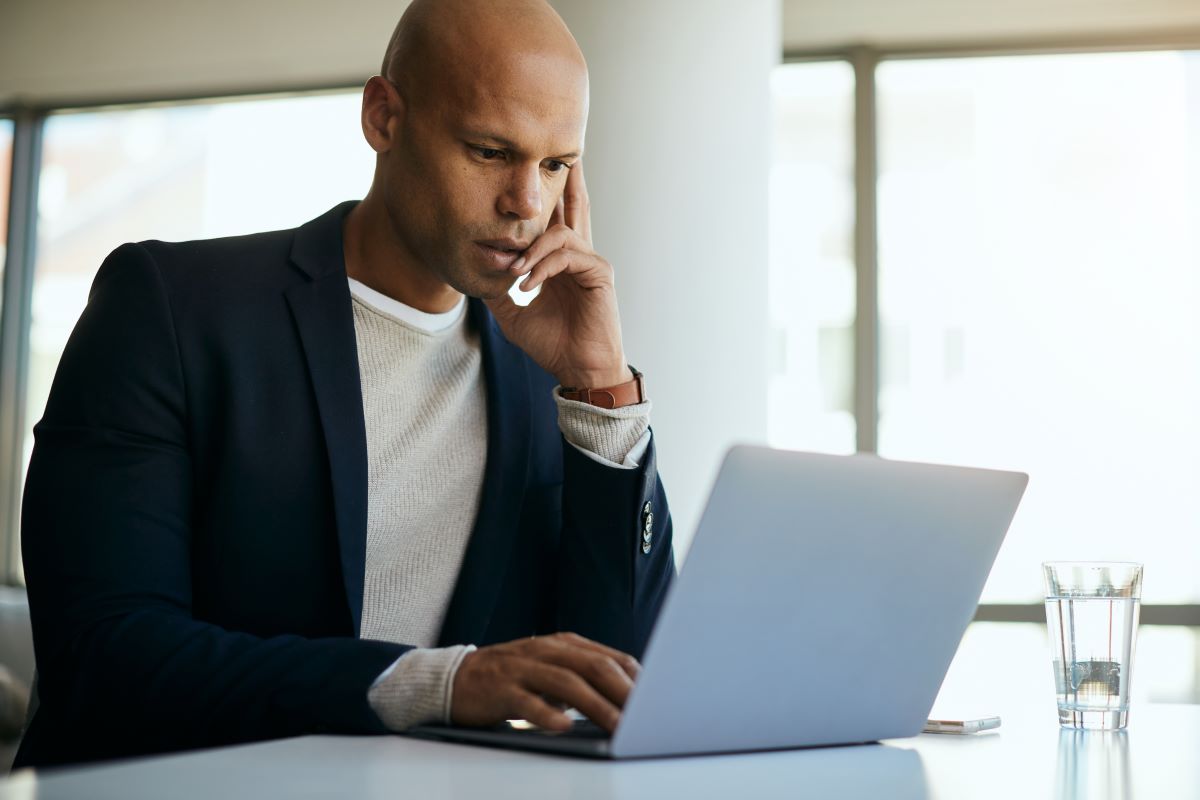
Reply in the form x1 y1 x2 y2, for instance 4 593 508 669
1042 561 1143 570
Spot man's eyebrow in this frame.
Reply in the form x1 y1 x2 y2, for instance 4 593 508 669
466 131 580 161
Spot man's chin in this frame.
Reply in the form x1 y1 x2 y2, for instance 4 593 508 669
449 270 518 302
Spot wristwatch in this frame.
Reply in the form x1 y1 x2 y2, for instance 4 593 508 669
560 366 646 409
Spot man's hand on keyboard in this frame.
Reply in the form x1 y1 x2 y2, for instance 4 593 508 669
450 632 641 733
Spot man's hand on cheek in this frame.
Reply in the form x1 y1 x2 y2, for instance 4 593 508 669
483 160 633 390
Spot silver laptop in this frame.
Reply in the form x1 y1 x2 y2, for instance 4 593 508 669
408 445 1028 758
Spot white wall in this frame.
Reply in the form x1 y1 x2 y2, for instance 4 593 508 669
552 0 777 550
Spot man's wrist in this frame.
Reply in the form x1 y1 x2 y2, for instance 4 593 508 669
560 366 645 410
367 644 476 731
557 365 632 391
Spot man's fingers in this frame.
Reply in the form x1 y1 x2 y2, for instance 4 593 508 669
509 223 589 278
551 632 642 681
531 646 634 710
563 161 591 244
550 194 566 230
522 663 621 733
510 690 573 732
518 249 610 294
528 632 641 682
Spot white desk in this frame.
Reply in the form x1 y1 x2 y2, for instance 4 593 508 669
1 704 1196 799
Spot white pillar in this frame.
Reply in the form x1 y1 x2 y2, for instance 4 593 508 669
553 0 779 555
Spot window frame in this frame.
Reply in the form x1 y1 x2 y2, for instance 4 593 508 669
0 109 42 587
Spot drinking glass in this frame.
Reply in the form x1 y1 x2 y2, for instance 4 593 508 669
1043 562 1142 730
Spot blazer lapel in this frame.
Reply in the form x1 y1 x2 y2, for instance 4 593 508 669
437 299 532 646
284 202 370 635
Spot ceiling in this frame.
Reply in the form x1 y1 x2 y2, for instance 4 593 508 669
782 0 1200 53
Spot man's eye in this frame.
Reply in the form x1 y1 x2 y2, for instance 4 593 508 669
474 146 504 160
544 160 569 174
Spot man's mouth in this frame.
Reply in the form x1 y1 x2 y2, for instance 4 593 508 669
474 239 530 271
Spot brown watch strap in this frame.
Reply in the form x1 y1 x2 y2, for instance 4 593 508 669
560 367 646 409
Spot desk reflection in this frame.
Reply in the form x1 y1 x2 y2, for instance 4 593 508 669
1056 729 1132 800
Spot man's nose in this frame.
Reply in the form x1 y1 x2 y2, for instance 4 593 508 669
497 167 543 220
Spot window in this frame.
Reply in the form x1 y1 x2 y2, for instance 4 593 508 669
768 62 857 455
875 52 1200 605
18 90 373 582
772 49 1200 704
772 51 1200 606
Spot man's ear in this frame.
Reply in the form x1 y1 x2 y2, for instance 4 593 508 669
360 76 405 154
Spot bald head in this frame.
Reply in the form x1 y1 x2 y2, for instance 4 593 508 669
381 0 588 112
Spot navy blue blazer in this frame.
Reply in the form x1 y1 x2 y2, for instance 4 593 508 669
15 201 675 768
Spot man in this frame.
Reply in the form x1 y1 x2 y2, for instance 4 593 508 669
16 0 674 768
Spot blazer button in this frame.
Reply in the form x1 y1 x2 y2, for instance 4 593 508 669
640 502 653 555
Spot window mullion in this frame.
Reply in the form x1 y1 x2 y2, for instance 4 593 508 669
0 108 44 585
852 48 880 454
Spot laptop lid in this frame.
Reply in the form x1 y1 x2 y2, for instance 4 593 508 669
611 445 1027 758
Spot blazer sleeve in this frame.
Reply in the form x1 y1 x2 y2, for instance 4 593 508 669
19 243 407 767
551 433 675 659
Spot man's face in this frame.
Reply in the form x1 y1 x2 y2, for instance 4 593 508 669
380 55 588 300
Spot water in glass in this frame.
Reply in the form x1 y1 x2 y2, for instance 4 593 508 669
1045 595 1140 729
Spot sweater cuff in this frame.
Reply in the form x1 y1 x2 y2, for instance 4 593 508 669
554 388 652 467
367 644 476 730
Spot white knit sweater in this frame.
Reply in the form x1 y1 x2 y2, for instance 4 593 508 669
347 279 651 730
